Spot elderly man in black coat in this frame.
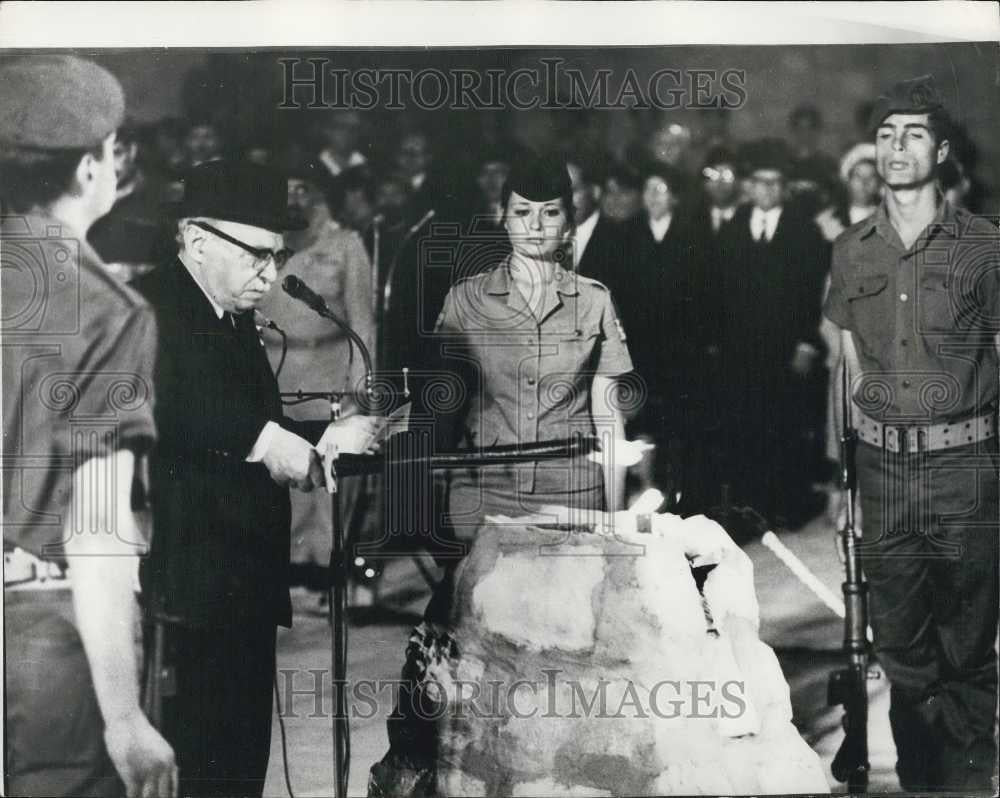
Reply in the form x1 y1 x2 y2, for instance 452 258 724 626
715 139 830 528
133 161 378 797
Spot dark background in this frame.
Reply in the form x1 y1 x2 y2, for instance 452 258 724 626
82 43 1000 213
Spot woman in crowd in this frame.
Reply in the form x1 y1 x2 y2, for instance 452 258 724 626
815 143 881 242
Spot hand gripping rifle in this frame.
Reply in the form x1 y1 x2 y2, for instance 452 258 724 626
827 353 870 793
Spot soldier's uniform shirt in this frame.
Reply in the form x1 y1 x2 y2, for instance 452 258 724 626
2 212 156 798
2 212 157 559
822 198 1000 792
433 261 632 539
824 199 999 423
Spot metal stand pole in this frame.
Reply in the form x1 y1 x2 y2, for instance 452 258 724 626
371 217 381 372
326 396 349 798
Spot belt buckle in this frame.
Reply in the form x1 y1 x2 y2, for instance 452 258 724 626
894 424 927 454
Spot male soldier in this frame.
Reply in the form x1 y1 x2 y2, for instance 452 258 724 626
823 75 999 792
132 159 378 797
1 56 176 797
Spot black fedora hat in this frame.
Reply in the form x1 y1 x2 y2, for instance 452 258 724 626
166 159 307 232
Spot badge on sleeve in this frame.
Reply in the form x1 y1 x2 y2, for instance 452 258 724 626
613 317 627 342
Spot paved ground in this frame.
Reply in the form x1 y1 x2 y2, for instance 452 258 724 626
263 511 898 797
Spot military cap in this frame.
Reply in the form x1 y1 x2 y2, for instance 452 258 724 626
868 74 944 132
504 153 573 205
0 55 125 149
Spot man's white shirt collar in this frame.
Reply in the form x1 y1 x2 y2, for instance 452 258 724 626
750 206 782 242
648 214 673 243
710 205 736 231
319 149 367 177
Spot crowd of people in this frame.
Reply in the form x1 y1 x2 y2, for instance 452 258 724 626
82 86 988 545
3 53 997 798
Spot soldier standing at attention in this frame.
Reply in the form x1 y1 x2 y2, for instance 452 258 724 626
823 75 999 792
1 56 177 797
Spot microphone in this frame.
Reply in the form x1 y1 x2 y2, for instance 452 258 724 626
282 275 329 315
282 274 375 398
371 213 385 228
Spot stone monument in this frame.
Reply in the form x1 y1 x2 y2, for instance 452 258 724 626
369 509 829 796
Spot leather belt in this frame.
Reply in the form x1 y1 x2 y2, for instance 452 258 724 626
854 406 996 454
4 547 69 590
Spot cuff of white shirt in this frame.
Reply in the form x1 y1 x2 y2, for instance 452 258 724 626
246 420 280 462
795 341 820 357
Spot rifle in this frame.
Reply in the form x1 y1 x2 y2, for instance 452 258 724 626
827 351 871 792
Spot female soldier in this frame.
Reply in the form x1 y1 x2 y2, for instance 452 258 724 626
370 155 634 797
434 155 634 546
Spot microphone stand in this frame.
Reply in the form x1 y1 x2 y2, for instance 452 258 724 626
275 286 376 798
279 387 353 798
370 215 382 330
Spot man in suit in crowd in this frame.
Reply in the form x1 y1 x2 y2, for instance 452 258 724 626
695 146 742 237
567 157 624 291
133 160 378 797
787 104 839 218
314 109 368 179
617 161 715 514
716 139 830 528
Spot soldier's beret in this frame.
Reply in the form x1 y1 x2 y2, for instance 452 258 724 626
504 154 573 205
868 74 944 132
0 55 125 150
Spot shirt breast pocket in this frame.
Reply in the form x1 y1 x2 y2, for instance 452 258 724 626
846 272 890 340
918 267 958 333
554 328 601 372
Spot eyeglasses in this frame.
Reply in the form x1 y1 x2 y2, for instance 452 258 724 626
189 221 294 269
702 166 736 183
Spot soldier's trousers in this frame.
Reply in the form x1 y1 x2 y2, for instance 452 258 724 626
4 589 125 797
857 438 999 793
